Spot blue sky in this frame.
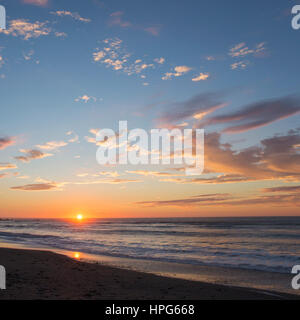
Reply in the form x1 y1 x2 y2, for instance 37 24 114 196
0 0 300 218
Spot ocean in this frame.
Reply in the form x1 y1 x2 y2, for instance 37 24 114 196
0 216 299 275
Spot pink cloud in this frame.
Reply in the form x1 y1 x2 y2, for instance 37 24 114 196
22 0 48 6
144 26 160 36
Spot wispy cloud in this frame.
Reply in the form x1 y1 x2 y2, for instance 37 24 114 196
0 136 16 150
144 26 160 36
135 192 300 208
15 149 53 162
108 11 131 28
230 61 249 70
51 11 91 23
23 49 35 61
108 11 160 36
127 170 178 177
202 95 300 133
262 185 300 193
11 183 58 191
157 92 227 127
0 55 4 68
93 171 120 177
159 174 253 184
22 0 48 6
66 131 79 143
136 193 231 207
35 141 67 151
229 42 266 58
0 163 17 171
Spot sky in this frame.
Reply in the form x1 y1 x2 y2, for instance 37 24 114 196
0 0 300 218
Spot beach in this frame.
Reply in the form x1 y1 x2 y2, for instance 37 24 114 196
0 247 298 300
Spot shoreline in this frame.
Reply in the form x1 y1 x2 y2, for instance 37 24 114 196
0 241 298 296
0 247 299 300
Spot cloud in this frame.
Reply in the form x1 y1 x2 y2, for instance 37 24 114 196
75 95 97 103
206 56 216 61
35 141 67 150
0 163 17 171
230 61 249 70
202 132 298 181
108 11 160 36
136 192 300 208
94 171 120 177
154 57 165 64
154 129 300 186
55 32 67 38
93 38 129 71
22 0 48 6
51 11 91 23
127 170 178 177
259 132 300 175
0 19 52 40
136 193 231 207
229 42 266 58
144 26 160 36
23 50 35 61
15 149 53 162
93 38 154 78
199 130 300 183
162 66 192 80
159 174 253 184
0 136 16 150
0 55 4 68
262 185 300 193
108 11 131 28
66 131 79 143
73 178 141 185
157 92 227 126
11 183 58 191
202 95 300 133
0 173 9 179
192 73 210 82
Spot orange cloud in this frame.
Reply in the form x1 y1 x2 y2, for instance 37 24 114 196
0 163 17 171
0 136 16 150
15 149 53 162
0 19 51 40
35 141 67 150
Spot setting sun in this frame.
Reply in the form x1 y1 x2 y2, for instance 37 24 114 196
76 214 83 221
73 252 81 259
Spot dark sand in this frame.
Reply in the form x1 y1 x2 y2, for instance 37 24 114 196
0 248 298 300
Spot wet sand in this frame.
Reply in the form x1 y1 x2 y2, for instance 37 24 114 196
0 247 298 300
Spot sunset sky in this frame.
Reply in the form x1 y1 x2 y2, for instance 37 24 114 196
0 0 300 218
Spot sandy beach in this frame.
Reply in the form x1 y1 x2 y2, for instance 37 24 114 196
0 247 298 300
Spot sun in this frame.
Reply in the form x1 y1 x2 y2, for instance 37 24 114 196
73 252 81 259
76 214 83 221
